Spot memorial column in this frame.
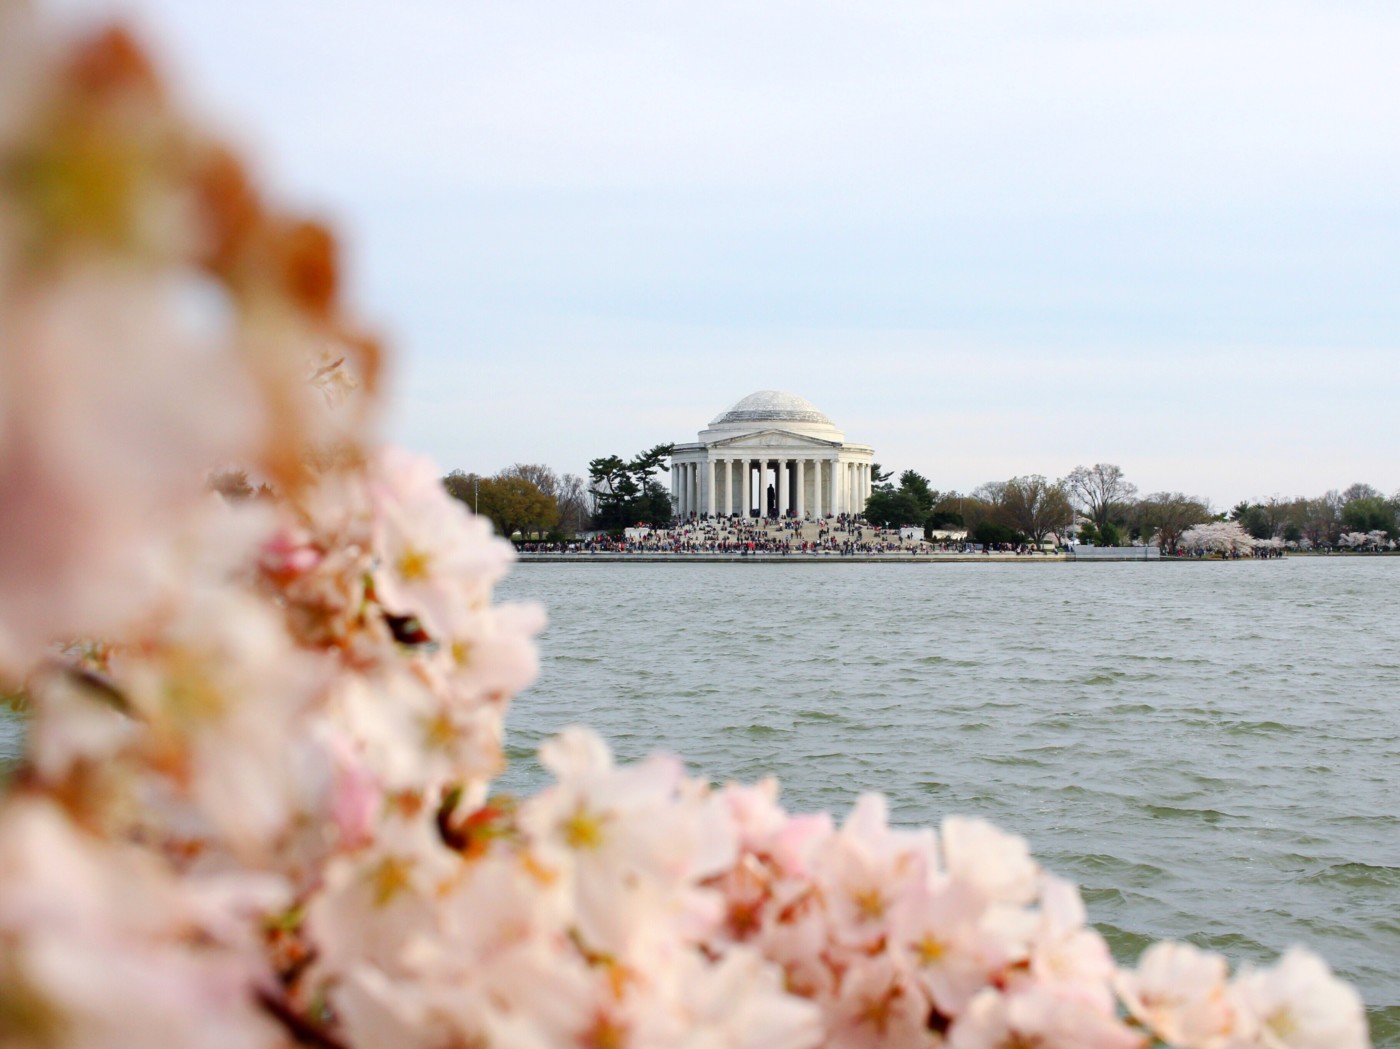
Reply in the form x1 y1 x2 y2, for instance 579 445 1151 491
795 460 805 518
705 459 716 518
778 460 789 517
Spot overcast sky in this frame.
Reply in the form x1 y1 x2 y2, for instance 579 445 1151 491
56 1 1400 509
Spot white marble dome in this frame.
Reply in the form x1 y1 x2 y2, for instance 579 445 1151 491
674 390 874 518
707 390 837 434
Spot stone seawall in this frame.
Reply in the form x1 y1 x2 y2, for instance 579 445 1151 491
1067 546 1162 561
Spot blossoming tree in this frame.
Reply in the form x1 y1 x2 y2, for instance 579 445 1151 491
0 8 1372 1049
1177 522 1258 556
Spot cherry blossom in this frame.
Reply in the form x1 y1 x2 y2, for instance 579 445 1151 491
1116 941 1236 1049
1228 947 1368 1049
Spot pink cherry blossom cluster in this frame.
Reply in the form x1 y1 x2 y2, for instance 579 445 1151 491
0 7 1372 1049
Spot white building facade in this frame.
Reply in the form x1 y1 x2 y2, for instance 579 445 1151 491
670 391 876 520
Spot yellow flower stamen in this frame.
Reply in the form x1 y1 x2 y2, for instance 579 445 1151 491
397 547 432 581
852 886 886 921
916 934 946 965
562 807 605 850
450 639 472 666
422 709 457 750
367 855 413 906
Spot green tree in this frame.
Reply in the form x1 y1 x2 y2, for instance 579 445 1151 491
1229 501 1273 541
443 470 484 512
897 470 936 513
866 469 941 527
477 475 559 539
588 444 675 530
869 463 896 494
443 469 559 538
927 492 966 530
1341 495 1395 537
865 488 926 527
972 520 1025 547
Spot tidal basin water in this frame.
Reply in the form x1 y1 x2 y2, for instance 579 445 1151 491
497 557 1400 1044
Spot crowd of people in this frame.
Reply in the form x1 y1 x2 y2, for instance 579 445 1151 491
516 514 1056 556
1170 544 1288 559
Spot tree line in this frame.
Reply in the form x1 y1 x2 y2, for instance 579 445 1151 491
442 464 590 541
867 463 1400 551
441 453 1400 552
440 446 673 539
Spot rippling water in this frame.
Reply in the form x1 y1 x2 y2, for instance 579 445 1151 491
497 557 1400 1044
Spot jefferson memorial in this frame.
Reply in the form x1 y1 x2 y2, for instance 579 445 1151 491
670 391 875 519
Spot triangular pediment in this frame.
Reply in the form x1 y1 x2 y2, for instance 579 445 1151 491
705 429 842 450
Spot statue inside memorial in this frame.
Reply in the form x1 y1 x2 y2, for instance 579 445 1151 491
767 483 777 517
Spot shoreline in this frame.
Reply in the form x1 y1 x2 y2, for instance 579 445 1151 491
517 552 1071 563
514 550 1396 565
512 552 1276 564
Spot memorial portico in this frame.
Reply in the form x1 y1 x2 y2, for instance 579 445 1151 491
669 391 876 520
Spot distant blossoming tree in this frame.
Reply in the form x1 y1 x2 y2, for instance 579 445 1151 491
1338 531 1390 551
1178 522 1257 555
0 9 1371 1049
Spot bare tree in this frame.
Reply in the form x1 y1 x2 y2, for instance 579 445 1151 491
1066 463 1138 532
555 472 591 535
956 483 1007 535
501 463 559 500
972 480 1008 505
1000 475 1073 547
1341 482 1382 503
1137 492 1211 553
